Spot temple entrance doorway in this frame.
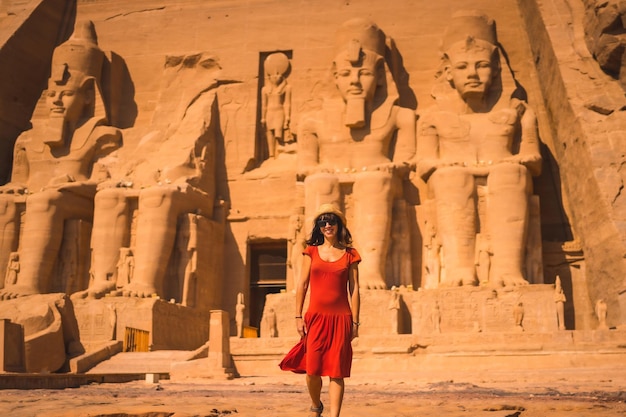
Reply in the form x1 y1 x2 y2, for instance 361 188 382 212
249 241 287 332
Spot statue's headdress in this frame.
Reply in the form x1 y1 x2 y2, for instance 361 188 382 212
49 20 107 120
334 18 386 63
441 10 497 52
264 52 290 76
331 18 398 129
431 10 518 112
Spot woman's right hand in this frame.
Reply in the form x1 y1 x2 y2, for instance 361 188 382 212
296 317 306 338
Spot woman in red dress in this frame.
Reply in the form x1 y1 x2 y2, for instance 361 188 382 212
280 203 361 417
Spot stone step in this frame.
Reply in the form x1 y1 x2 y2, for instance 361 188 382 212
86 350 194 374
229 330 626 376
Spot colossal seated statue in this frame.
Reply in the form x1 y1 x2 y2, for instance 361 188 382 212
417 11 542 288
0 20 122 299
74 52 222 304
297 18 416 289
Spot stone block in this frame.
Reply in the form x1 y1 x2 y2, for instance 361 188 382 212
74 298 210 351
411 285 559 334
0 319 25 373
145 373 160 383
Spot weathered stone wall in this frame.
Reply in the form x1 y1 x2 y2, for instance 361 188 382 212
519 0 626 326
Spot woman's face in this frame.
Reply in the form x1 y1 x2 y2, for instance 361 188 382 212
317 214 339 240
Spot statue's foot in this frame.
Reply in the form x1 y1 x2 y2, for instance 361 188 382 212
501 273 529 287
0 285 38 300
71 281 116 300
462 276 478 286
359 274 388 290
439 278 462 287
441 268 475 287
120 282 159 298
483 277 504 288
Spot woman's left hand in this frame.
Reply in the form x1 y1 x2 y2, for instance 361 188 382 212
352 323 359 340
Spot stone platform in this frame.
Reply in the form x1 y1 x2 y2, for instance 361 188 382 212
261 286 559 338
73 297 210 351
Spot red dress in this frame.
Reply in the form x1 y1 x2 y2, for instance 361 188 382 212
279 245 361 378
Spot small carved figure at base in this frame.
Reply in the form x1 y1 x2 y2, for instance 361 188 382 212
595 299 609 330
236 292 245 338
265 308 278 338
554 275 567 330
514 302 524 332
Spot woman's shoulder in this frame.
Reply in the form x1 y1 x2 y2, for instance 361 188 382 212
303 245 317 256
346 247 361 263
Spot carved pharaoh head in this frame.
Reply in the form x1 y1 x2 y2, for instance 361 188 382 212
45 20 106 145
332 18 388 127
441 11 502 102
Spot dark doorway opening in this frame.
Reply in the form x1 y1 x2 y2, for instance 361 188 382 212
249 241 287 332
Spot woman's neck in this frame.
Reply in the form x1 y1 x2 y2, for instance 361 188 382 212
322 237 339 248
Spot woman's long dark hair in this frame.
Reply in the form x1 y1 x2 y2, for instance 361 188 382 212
306 213 353 247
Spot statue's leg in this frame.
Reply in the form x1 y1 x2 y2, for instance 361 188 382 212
266 130 276 159
124 186 211 298
0 196 20 289
352 171 393 289
430 167 477 286
2 189 93 298
73 188 131 299
303 173 341 228
487 163 531 286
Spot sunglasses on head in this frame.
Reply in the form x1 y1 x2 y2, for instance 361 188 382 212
316 218 338 228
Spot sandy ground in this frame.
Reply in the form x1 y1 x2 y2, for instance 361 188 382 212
0 367 625 417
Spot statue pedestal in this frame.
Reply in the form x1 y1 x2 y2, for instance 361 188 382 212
262 288 415 338
410 284 558 334
262 285 558 338
74 297 210 351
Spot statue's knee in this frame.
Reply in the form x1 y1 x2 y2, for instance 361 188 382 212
354 171 392 196
139 187 177 209
95 188 126 209
26 190 61 212
0 196 15 216
431 167 474 196
489 164 529 189
304 173 339 197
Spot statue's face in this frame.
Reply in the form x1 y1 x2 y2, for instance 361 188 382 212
45 78 88 123
268 72 284 86
333 55 380 102
445 46 495 100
